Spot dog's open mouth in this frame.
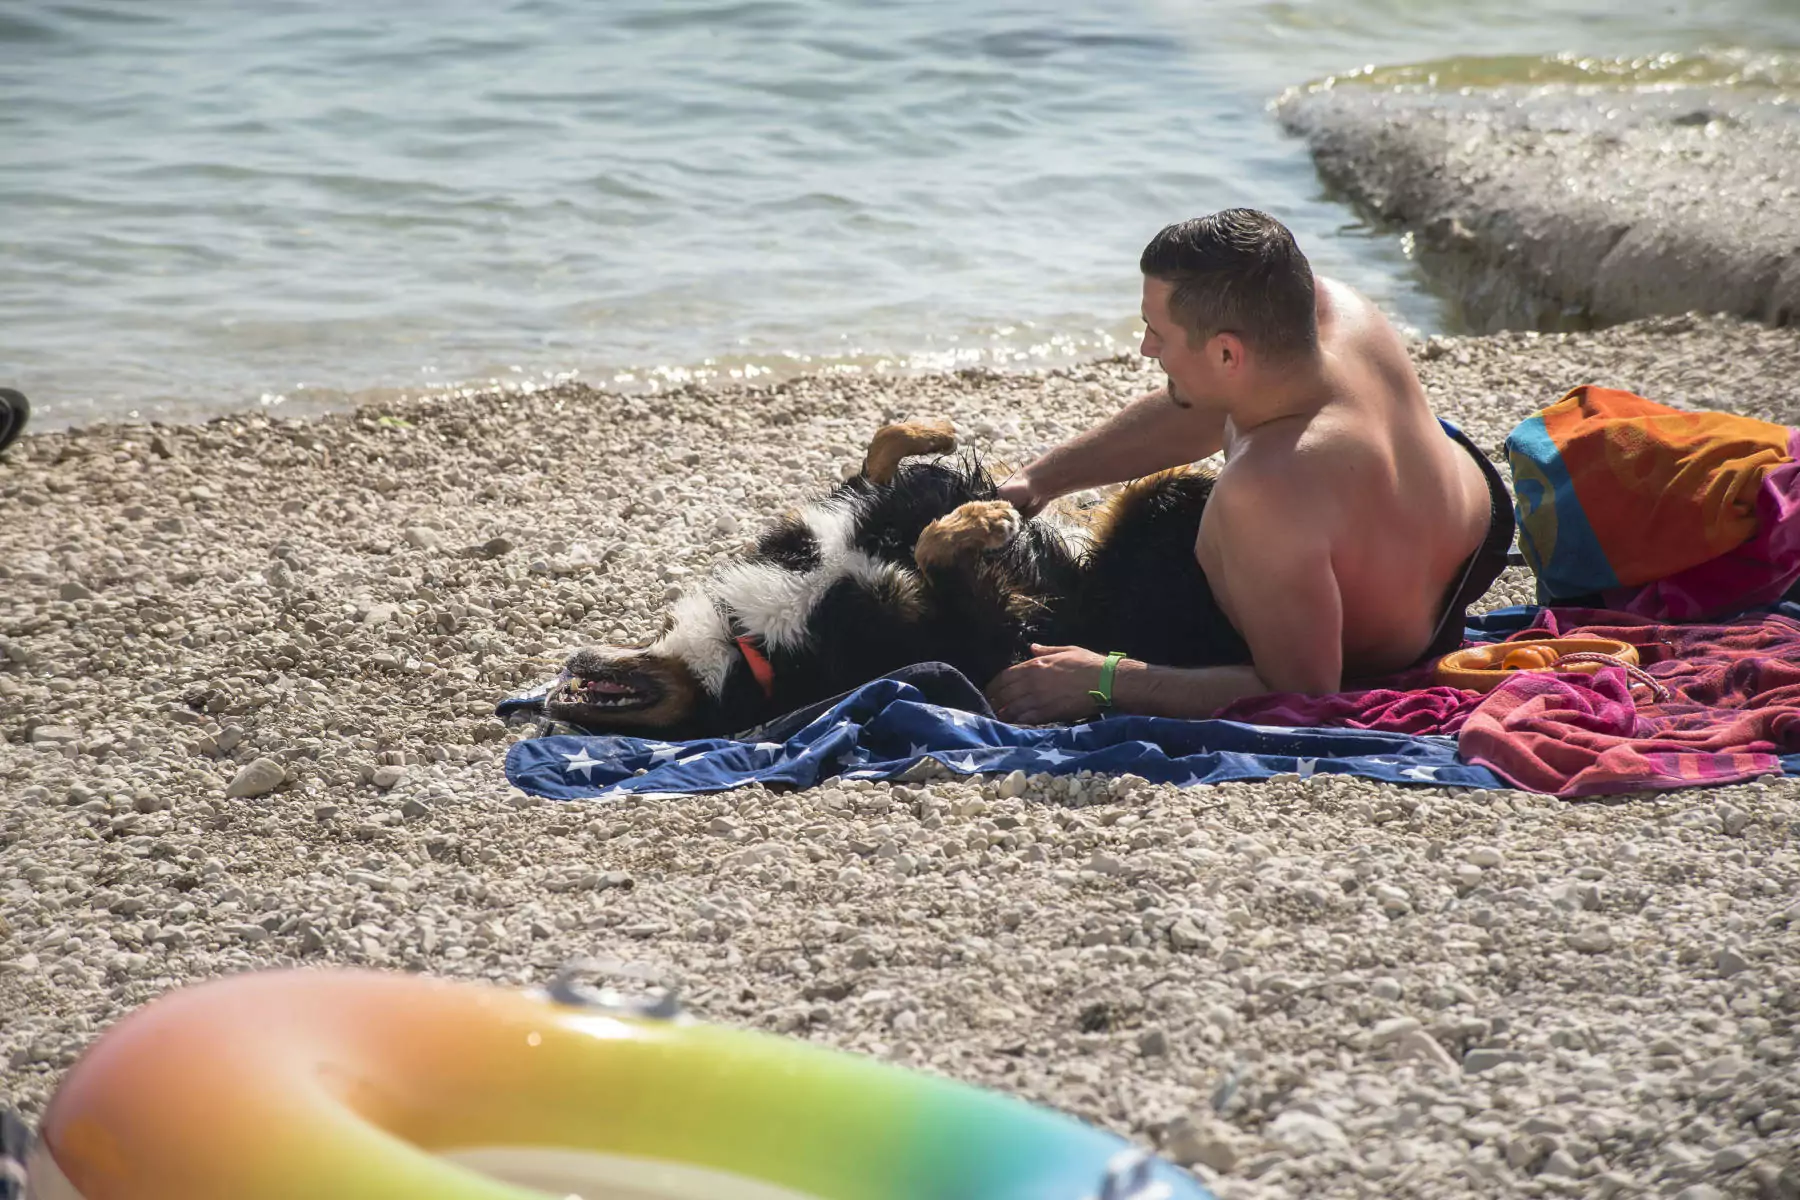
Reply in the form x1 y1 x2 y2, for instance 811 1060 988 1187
551 669 662 714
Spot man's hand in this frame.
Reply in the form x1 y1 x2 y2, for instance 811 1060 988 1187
985 644 1113 724
995 471 1046 520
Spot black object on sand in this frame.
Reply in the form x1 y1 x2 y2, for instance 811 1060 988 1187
0 1105 30 1200
0 389 29 456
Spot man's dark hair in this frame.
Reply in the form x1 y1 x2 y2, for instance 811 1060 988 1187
1139 209 1318 360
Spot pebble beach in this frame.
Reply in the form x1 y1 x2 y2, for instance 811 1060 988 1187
3 314 1798 1197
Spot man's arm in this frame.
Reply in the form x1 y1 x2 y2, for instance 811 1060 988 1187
1106 661 1271 718
1202 464 1345 696
985 646 1274 725
1057 463 1348 716
1068 503 1346 719
984 449 1347 724
998 382 1226 516
986 459 1345 721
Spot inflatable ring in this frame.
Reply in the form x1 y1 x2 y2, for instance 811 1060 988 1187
1433 636 1641 693
28 968 1212 1200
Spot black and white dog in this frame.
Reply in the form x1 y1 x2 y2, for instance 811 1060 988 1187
547 420 1246 736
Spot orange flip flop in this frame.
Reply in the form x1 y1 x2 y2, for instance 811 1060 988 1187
1434 636 1650 694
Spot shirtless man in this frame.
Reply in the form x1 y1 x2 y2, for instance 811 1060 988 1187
985 209 1513 724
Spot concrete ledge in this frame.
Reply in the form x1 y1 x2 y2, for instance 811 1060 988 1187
1277 83 1800 331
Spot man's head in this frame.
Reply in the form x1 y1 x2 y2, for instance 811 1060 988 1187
1138 209 1318 405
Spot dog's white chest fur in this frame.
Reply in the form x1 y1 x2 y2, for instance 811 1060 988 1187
651 496 919 698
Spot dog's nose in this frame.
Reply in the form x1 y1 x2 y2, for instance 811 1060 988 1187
565 647 624 675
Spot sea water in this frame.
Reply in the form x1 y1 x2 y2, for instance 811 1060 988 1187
3 0 1798 427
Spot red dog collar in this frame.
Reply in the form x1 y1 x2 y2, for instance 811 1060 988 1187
735 635 775 699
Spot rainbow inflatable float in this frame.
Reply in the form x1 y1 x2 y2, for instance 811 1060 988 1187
28 968 1212 1200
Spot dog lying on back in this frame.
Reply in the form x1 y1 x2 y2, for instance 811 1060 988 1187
547 419 1247 736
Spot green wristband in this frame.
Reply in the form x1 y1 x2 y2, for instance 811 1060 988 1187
1087 651 1129 712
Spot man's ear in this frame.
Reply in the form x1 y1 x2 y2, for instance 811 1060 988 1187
1212 331 1247 373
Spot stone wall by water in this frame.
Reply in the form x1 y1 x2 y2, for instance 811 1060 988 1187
1278 84 1800 332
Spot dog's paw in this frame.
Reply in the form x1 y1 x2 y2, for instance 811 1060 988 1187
862 418 958 485
915 500 1021 568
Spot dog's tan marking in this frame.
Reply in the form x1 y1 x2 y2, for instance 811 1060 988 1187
1003 588 1051 622
915 500 1020 569
1085 464 1214 545
628 661 703 729
866 565 926 622
862 418 957 485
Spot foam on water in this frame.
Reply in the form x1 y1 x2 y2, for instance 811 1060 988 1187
2 1 1797 428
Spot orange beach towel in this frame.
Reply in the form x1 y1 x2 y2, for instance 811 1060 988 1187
1506 386 1794 599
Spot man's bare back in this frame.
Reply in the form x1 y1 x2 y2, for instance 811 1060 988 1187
984 209 1502 724
1201 278 1491 681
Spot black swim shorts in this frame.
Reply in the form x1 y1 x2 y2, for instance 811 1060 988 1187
1419 419 1516 663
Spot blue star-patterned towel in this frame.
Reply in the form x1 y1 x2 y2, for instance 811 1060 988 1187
501 659 1507 801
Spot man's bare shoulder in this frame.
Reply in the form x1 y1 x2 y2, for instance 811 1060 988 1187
1315 276 1399 343
1316 275 1429 409
1210 421 1389 569
1223 410 1373 483
1211 427 1343 525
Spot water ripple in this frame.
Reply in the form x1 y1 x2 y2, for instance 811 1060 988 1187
45 3 167 28
0 12 61 42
